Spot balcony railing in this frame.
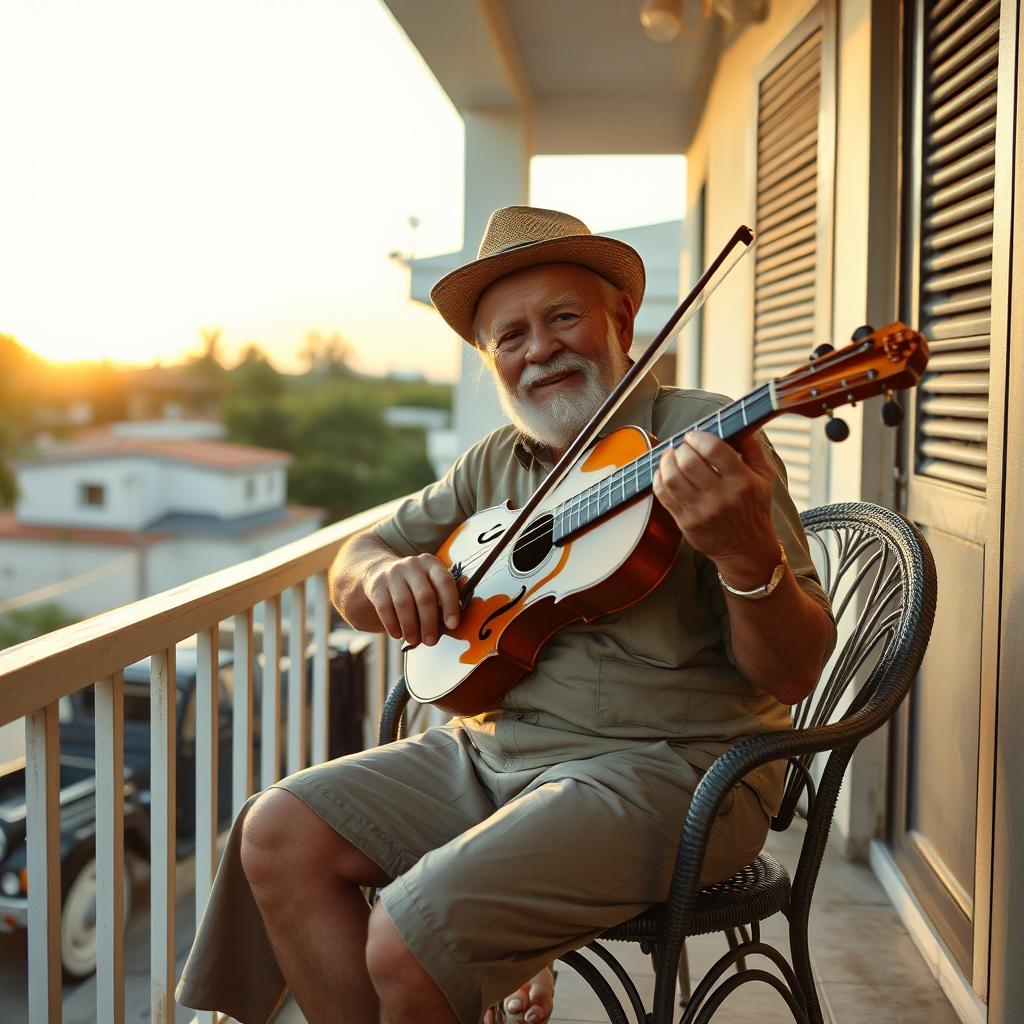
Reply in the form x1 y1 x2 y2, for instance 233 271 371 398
0 498 408 1024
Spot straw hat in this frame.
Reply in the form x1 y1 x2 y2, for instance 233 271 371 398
430 206 646 344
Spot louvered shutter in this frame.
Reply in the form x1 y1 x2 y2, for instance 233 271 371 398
913 0 999 491
753 27 824 506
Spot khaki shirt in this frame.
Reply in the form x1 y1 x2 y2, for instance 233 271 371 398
373 374 835 816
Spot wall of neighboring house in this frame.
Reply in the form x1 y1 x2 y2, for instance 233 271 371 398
16 456 165 531
14 457 287 531
161 463 286 521
0 538 140 618
680 0 892 859
144 518 323 596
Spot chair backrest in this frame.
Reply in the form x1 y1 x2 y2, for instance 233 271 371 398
772 501 937 831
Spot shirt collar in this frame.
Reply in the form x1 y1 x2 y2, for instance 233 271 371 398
512 368 660 470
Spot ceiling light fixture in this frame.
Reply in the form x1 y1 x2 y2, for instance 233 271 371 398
640 0 684 42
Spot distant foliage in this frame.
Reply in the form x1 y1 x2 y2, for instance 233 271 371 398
0 603 78 650
0 333 451 525
222 348 449 522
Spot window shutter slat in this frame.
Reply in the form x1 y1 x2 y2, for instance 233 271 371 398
913 0 999 491
752 28 823 506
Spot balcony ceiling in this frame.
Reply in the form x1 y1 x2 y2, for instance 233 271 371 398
382 0 724 154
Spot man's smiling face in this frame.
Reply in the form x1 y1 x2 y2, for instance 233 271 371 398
474 263 634 455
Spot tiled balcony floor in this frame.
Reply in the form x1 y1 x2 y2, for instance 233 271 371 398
268 819 962 1024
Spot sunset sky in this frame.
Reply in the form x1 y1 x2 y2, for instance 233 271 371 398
1 1 685 381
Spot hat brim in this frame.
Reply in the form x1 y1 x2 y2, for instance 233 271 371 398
430 234 646 344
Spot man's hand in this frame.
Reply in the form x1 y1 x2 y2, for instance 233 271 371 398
365 553 462 647
652 428 833 705
653 429 780 583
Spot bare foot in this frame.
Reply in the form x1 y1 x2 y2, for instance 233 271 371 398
484 965 555 1024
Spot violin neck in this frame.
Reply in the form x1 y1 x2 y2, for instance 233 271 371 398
551 383 777 544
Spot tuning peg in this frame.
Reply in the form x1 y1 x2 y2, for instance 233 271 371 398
825 413 850 442
810 343 835 361
851 324 875 342
881 390 904 427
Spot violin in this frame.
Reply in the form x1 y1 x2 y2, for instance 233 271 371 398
403 322 930 714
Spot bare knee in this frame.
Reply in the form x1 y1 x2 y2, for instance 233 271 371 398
240 788 387 894
366 902 429 1004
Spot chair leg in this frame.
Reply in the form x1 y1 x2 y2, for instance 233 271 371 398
789 910 824 1024
724 927 748 974
677 939 692 1007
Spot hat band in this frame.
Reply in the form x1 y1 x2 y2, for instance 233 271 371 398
494 238 549 254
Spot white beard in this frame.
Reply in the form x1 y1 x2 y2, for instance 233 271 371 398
495 323 629 452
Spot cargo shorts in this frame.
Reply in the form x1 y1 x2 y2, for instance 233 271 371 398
176 721 770 1024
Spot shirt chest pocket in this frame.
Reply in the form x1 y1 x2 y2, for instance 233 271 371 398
596 654 690 732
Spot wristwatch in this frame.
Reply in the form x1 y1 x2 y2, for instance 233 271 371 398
717 545 787 601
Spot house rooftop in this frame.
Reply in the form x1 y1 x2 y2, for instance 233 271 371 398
15 436 293 471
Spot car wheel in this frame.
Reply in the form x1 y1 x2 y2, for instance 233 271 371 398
60 853 133 981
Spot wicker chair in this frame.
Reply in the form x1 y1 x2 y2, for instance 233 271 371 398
377 501 937 1024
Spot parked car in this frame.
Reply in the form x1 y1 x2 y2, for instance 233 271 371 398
1 630 371 980
59 644 237 846
0 752 148 980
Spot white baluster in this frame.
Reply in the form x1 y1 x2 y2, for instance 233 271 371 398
232 608 255 816
261 596 282 788
287 584 308 775
150 647 177 1024
311 574 331 766
194 626 219 1017
95 671 126 1024
25 703 61 1024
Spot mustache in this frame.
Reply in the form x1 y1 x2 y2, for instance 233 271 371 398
517 352 593 394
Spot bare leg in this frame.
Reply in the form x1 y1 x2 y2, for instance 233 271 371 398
241 788 390 1024
365 901 460 1024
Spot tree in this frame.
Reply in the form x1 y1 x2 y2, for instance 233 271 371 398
286 386 435 521
230 345 285 400
223 345 292 450
299 331 355 377
186 327 228 379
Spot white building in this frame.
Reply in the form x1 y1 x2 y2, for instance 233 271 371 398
0 433 323 620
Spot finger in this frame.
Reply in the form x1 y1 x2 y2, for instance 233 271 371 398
406 569 441 645
367 579 402 640
684 429 744 477
736 431 774 478
390 576 422 646
677 436 723 490
657 447 701 502
427 559 462 631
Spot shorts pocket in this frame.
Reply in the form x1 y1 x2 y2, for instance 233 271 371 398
596 654 690 731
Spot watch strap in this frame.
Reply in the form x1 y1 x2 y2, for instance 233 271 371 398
717 545 787 601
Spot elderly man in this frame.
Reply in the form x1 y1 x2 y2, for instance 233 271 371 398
176 207 835 1024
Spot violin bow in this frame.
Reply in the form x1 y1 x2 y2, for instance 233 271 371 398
457 224 757 607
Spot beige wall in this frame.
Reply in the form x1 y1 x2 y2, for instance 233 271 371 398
680 0 899 857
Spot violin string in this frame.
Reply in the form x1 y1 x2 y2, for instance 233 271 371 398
449 386 778 582
451 359 898 591
446 403 761 585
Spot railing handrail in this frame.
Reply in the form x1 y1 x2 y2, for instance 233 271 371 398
0 497 402 726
